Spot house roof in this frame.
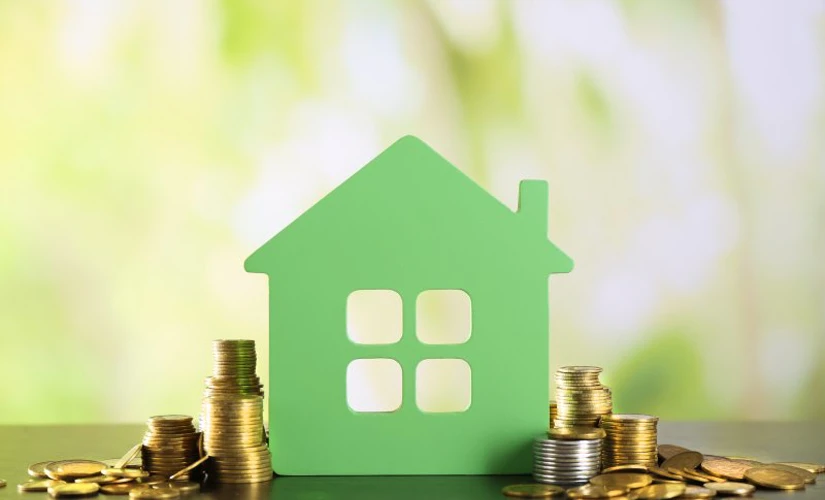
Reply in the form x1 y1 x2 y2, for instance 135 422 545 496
245 135 573 275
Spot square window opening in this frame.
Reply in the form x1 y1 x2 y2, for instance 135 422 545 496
347 290 403 344
416 289 472 345
346 358 402 413
416 358 471 413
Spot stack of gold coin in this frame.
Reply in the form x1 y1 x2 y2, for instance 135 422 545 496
200 339 272 484
141 415 200 480
554 366 613 428
548 401 558 430
204 339 264 399
600 414 658 468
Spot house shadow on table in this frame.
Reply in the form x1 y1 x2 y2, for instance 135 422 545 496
268 475 531 500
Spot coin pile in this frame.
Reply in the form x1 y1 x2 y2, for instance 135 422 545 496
200 339 272 484
553 366 613 428
141 415 200 480
533 428 604 485
600 413 658 468
17 451 201 498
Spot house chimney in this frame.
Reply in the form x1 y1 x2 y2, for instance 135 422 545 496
517 180 548 237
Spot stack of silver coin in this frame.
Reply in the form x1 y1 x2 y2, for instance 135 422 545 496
533 432 603 485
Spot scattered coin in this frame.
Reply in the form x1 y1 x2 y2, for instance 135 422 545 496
129 486 180 499
501 484 564 498
744 466 805 490
761 463 816 484
75 475 119 484
0 479 6 488
159 482 200 494
137 476 167 486
590 472 653 489
680 485 716 498
19 480 66 492
566 484 627 498
775 462 825 474
700 457 753 481
100 483 141 495
703 481 755 496
114 444 143 469
45 460 108 480
632 483 686 499
648 466 682 481
662 451 704 472
102 468 149 479
168 455 209 481
47 482 100 497
657 444 691 462
28 461 52 479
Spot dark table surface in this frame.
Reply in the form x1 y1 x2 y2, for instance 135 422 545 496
0 423 823 499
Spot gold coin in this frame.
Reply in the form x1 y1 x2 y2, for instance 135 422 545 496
102 468 150 479
138 476 167 486
680 485 716 499
744 466 805 490
602 465 648 473
19 480 66 492
114 444 144 469
28 461 53 478
45 460 108 480
762 463 816 484
100 483 142 495
700 457 753 481
547 427 606 440
676 469 711 484
0 479 5 488
632 483 686 499
566 484 627 498
661 452 703 472
129 486 181 499
703 481 756 496
775 462 825 474
651 478 684 485
75 474 119 484
169 455 210 480
47 482 100 497
157 482 200 494
590 473 653 489
657 445 691 462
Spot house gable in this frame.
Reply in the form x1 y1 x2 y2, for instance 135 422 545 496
244 135 573 277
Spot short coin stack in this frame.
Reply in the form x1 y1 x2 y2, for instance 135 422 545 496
553 366 613 428
600 413 658 468
200 339 272 484
533 428 604 486
141 415 200 480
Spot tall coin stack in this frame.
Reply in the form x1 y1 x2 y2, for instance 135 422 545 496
200 339 272 484
553 366 613 428
533 428 604 485
142 415 200 479
600 414 659 468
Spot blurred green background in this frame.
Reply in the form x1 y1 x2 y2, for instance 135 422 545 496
1 0 823 424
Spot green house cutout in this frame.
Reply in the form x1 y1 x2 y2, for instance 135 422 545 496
245 136 573 476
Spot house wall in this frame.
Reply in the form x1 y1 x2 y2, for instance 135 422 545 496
266 254 551 474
